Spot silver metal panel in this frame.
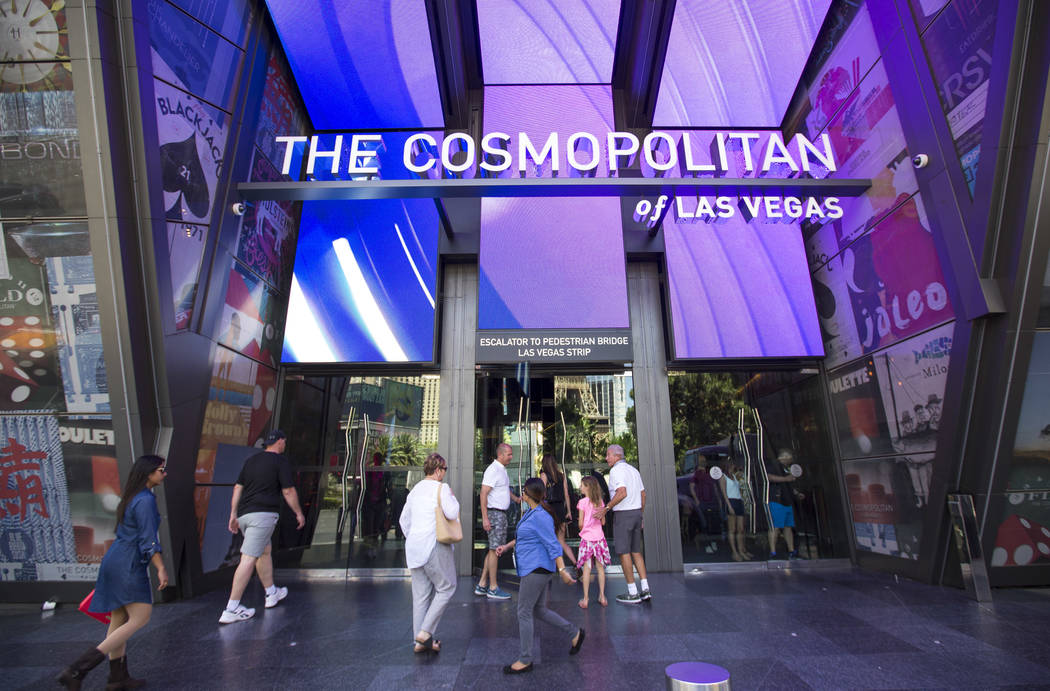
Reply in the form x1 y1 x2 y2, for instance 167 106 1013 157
438 264 480 576
947 494 993 602
238 176 871 201
627 263 684 572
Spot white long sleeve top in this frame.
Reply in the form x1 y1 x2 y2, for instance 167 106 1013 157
399 478 460 568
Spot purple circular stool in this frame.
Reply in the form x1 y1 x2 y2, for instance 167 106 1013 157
665 661 731 690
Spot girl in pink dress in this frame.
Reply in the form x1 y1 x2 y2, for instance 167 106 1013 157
576 476 611 608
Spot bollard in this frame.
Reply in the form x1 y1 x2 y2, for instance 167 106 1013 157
665 661 731 690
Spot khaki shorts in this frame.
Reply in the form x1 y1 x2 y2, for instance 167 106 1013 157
238 512 278 557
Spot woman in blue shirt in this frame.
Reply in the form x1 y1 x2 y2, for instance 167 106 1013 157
58 455 169 690
496 477 585 674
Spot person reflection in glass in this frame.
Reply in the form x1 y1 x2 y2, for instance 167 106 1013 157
362 452 389 559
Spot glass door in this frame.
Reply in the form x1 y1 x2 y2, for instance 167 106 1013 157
275 374 440 573
472 369 636 578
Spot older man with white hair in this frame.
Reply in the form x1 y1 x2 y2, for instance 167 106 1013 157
595 444 650 604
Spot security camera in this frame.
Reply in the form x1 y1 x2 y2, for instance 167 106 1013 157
231 202 248 216
912 154 929 169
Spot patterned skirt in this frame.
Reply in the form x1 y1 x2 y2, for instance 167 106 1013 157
577 537 611 566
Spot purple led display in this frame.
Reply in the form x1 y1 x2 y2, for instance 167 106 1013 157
654 0 832 127
479 85 628 329
477 0 620 84
264 0 443 129
665 214 824 358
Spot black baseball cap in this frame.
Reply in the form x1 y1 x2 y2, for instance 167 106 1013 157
263 429 286 446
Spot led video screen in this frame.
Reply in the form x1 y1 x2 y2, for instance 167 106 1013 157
264 0 443 129
281 198 439 363
665 214 823 359
479 85 628 330
477 0 619 84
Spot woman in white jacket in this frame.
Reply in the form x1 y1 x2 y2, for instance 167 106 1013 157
399 452 460 653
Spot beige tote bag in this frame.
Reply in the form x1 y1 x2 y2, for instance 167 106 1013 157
435 483 463 544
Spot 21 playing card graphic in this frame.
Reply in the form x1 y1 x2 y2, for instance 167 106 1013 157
152 68 228 225
160 133 210 219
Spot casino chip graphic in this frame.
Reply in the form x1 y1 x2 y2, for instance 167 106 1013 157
160 134 210 220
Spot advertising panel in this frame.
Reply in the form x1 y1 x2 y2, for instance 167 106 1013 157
0 78 86 218
47 256 109 414
168 222 207 331
801 61 919 271
152 76 229 225
814 197 953 368
253 48 307 169
147 0 243 111
872 322 954 455
0 235 64 411
0 1 70 65
844 454 932 560
829 357 894 459
216 260 283 369
0 413 78 581
664 214 823 359
168 0 255 48
59 417 119 578
922 0 998 196
345 380 424 431
194 346 276 539
235 151 298 291
281 198 439 364
992 332 1050 568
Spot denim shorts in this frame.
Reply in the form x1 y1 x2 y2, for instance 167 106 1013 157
238 512 279 557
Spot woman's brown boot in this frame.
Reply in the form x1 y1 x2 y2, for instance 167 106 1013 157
105 655 146 690
57 647 105 690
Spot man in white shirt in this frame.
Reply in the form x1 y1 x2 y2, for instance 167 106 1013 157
476 443 520 600
595 444 650 604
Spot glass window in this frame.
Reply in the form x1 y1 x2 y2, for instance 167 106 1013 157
990 331 1050 568
670 371 849 563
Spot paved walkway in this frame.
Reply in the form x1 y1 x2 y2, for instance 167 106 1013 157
4 567 1050 689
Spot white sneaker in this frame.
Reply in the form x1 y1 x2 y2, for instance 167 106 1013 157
219 605 255 624
265 586 288 608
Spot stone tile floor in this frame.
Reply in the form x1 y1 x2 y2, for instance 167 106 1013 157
4 567 1050 689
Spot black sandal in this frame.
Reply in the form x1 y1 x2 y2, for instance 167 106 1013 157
503 663 533 674
570 628 586 655
413 635 440 653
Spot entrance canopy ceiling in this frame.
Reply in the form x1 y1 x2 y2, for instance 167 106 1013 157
654 0 833 127
264 0 834 131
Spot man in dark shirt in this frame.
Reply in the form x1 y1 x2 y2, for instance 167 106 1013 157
219 430 305 624
766 449 800 559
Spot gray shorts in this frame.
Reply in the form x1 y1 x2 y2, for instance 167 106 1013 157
486 508 508 549
613 509 643 555
238 511 278 557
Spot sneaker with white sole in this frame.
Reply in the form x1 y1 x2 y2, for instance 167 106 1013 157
640 589 652 601
219 605 255 624
265 586 288 608
487 587 512 600
616 592 642 604
474 583 488 596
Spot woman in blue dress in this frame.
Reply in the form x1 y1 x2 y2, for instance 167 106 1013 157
58 455 169 690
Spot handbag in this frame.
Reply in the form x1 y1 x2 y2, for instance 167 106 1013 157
78 589 111 624
435 483 463 544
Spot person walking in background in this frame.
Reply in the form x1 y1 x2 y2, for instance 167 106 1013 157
539 453 578 571
595 444 650 604
220 430 305 624
575 475 610 608
475 442 519 600
719 460 751 561
496 477 585 674
399 453 459 654
767 449 801 559
58 455 170 690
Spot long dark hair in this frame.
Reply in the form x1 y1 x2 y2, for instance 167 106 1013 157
540 454 562 484
115 455 164 529
523 477 561 526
